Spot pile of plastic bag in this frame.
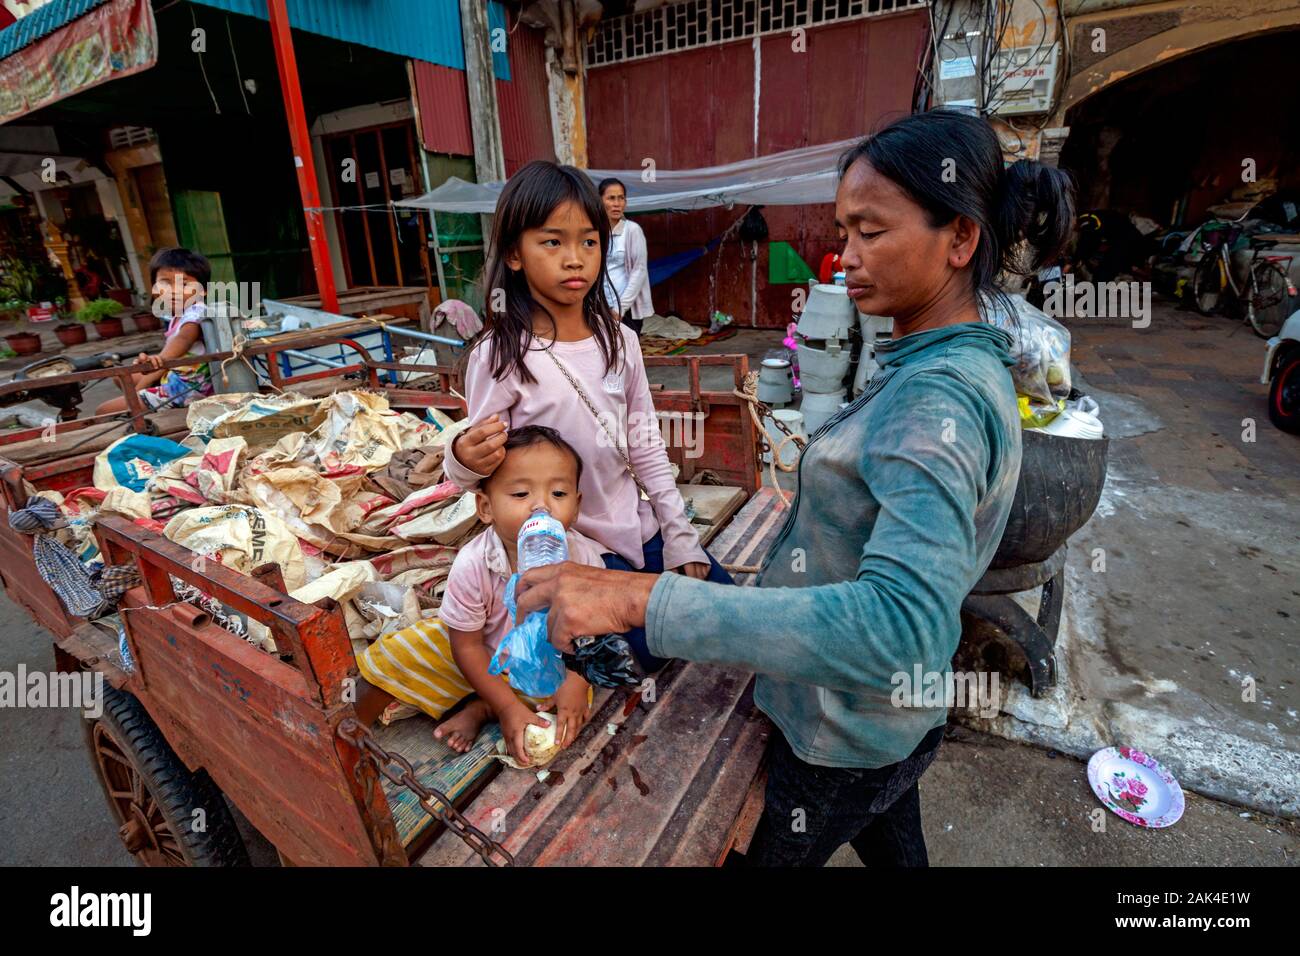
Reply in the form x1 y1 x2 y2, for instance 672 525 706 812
984 292 1076 429
34 388 483 657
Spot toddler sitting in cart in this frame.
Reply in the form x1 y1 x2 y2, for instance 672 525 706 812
357 426 600 768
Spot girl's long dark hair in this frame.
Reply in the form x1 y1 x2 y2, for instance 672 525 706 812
838 110 1075 319
476 161 623 384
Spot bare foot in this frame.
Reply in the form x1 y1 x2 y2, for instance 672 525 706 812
433 698 492 753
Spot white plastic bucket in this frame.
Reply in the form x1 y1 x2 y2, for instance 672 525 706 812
757 357 794 405
796 283 855 340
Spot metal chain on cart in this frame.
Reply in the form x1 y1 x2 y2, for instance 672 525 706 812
337 718 515 867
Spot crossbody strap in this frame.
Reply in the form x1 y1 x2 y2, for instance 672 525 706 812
544 349 652 502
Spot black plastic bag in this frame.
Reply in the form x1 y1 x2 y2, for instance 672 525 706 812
563 633 644 688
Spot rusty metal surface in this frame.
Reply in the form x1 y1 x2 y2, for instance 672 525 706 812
497 20 555 175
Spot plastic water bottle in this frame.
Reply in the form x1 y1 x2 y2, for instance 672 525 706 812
517 509 568 573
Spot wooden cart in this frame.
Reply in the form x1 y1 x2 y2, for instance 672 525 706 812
1 344 785 866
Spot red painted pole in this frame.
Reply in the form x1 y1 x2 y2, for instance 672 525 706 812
266 0 340 314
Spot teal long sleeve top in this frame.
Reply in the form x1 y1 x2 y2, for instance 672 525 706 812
646 322 1023 768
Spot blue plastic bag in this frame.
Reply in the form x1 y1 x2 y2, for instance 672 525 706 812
487 573 566 698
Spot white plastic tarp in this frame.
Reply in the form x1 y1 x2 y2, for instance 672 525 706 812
393 137 860 215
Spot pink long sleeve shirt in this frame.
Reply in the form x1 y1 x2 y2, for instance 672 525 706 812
443 326 709 571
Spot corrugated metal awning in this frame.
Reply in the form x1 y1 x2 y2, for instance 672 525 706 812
191 0 511 75
0 0 109 60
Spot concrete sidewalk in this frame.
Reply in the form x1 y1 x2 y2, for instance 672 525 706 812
967 301 1300 818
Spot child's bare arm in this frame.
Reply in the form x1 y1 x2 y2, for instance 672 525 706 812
552 671 592 749
133 323 202 388
448 625 524 718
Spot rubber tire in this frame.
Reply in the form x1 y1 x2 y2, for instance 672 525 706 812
85 684 250 866
1268 351 1300 435
1191 252 1222 315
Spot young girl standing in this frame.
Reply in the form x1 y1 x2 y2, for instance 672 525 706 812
444 161 732 672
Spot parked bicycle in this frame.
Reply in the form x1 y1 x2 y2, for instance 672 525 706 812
1190 210 1298 338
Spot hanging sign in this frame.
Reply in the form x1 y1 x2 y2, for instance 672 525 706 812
0 0 157 125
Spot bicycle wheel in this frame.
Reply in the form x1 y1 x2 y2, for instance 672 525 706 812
1247 259 1290 338
1191 251 1224 314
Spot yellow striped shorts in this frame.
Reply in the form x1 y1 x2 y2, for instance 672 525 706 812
357 618 550 720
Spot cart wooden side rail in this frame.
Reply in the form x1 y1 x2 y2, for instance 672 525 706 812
91 514 407 866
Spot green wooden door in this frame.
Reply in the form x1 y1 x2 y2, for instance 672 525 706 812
172 190 236 285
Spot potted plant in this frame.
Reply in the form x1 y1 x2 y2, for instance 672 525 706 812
3 316 42 355
76 297 126 339
0 257 65 321
55 300 89 346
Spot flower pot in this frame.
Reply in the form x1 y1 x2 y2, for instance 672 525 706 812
94 317 124 339
133 312 162 332
55 323 88 346
4 331 42 355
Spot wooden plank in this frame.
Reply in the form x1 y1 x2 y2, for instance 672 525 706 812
0 408 189 465
416 662 768 867
54 618 130 689
706 485 789 582
677 483 745 526
122 602 399 866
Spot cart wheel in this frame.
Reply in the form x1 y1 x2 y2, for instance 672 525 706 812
1269 351 1300 435
84 684 250 867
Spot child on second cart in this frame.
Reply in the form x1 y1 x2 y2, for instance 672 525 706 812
442 160 733 674
95 247 215 415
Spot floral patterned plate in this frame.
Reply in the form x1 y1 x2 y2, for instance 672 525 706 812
1087 746 1185 828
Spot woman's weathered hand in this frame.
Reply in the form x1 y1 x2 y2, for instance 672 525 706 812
675 562 710 580
515 563 655 653
453 415 508 476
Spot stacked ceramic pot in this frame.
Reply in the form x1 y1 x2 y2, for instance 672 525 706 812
795 283 855 434
852 311 895 396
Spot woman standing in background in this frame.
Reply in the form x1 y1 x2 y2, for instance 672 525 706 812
598 178 654 335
